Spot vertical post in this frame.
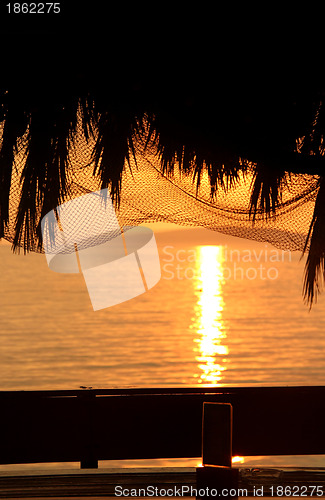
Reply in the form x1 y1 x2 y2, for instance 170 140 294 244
78 390 98 469
202 402 233 467
196 403 238 499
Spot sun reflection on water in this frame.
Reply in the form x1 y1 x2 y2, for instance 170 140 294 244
192 246 228 384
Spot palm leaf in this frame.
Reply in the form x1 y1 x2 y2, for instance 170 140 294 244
249 160 290 222
142 110 244 198
303 177 325 306
0 89 29 237
91 109 139 206
13 89 80 252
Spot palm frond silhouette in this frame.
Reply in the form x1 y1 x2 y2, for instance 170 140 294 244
1 33 325 305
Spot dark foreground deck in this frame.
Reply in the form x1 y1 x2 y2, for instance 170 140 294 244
2 467 325 498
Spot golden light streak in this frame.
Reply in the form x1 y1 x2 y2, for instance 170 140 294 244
193 246 228 384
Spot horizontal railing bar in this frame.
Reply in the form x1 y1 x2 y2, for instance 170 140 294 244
1 386 325 466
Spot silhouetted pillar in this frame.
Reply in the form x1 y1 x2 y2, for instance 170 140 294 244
196 403 238 499
78 390 98 469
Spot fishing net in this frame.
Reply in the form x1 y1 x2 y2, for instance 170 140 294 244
1 117 320 256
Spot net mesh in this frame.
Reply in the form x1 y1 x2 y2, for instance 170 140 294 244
1 118 320 256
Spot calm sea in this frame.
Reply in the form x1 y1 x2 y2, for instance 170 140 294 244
1 224 325 469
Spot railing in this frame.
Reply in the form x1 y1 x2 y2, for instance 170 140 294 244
1 386 325 497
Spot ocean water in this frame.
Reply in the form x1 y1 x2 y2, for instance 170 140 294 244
1 224 325 469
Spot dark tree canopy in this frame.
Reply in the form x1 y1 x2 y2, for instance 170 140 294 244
1 18 325 304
